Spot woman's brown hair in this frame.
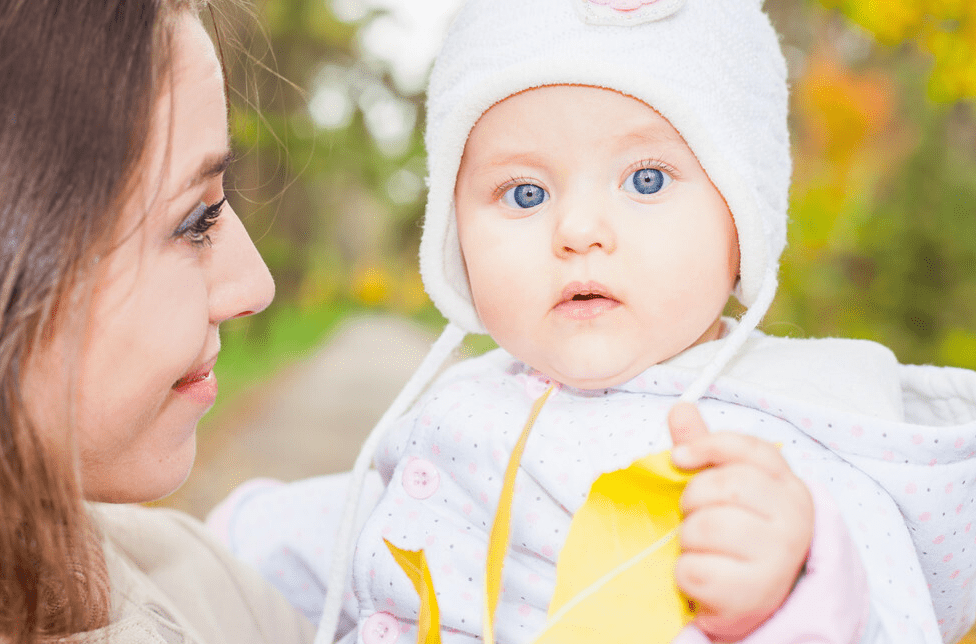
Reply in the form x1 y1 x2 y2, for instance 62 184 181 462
0 0 200 640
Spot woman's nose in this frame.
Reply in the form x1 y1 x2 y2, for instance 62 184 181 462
208 203 275 324
552 193 617 258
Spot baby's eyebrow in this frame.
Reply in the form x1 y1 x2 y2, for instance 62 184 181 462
475 151 547 171
612 128 687 149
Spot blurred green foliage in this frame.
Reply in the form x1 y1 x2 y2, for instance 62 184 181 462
768 0 976 369
211 0 976 422
205 0 432 417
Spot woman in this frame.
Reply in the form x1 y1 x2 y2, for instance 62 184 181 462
0 1 313 642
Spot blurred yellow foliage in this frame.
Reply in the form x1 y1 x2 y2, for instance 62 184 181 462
391 270 431 315
820 0 976 101
796 56 896 168
351 263 392 307
790 56 901 253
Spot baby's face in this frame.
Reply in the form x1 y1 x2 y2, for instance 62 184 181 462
455 85 739 390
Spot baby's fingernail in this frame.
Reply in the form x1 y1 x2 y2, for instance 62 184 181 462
671 445 692 467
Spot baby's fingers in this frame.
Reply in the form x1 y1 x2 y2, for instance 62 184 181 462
680 502 767 560
671 431 788 477
675 553 772 638
668 402 710 446
679 462 789 520
681 464 814 557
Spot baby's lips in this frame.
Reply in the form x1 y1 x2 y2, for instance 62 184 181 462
558 280 616 303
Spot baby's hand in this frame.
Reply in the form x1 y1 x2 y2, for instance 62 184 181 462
667 403 814 641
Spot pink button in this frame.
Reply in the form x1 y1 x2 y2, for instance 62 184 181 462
402 458 440 499
361 611 400 644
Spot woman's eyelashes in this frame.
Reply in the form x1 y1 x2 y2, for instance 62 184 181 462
173 196 226 246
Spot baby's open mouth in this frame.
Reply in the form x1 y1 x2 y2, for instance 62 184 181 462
555 282 621 319
559 281 615 302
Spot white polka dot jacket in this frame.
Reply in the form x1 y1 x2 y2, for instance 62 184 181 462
210 331 976 644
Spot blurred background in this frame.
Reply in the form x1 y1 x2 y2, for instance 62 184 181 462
163 1 976 637
203 0 976 407
167 0 976 523
163 0 976 502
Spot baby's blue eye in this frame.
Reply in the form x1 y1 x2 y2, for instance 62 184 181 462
624 168 670 195
502 183 548 209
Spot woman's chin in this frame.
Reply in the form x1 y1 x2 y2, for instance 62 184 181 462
82 434 197 504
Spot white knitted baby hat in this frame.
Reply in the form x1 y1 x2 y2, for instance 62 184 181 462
420 0 791 334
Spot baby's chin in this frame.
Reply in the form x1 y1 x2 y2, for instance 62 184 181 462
510 339 694 391
538 359 661 391
540 335 723 389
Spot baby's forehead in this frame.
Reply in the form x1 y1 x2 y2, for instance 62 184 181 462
474 85 679 129
459 84 693 164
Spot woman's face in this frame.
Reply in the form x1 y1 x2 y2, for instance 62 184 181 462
24 13 274 503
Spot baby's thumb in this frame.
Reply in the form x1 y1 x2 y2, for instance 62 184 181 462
668 402 709 447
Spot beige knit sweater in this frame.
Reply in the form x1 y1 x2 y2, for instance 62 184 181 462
50 503 315 644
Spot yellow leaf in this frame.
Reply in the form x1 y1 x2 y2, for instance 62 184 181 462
484 386 555 644
535 451 695 643
482 389 696 644
384 539 442 644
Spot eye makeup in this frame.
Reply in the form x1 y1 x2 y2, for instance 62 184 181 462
172 196 226 246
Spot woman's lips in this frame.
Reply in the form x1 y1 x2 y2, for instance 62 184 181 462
553 281 621 320
172 356 218 405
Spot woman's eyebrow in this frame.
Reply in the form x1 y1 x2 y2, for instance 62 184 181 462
184 149 234 189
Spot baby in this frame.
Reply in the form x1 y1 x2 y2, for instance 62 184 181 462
210 0 976 642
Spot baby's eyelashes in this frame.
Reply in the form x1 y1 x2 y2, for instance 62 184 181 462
622 167 672 195
502 183 548 209
489 160 675 211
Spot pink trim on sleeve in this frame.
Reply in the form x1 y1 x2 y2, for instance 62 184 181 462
671 481 869 643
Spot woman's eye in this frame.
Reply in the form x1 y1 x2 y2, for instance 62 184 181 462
173 197 226 246
501 183 548 209
623 167 671 195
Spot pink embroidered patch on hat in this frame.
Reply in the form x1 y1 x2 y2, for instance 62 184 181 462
573 0 686 25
